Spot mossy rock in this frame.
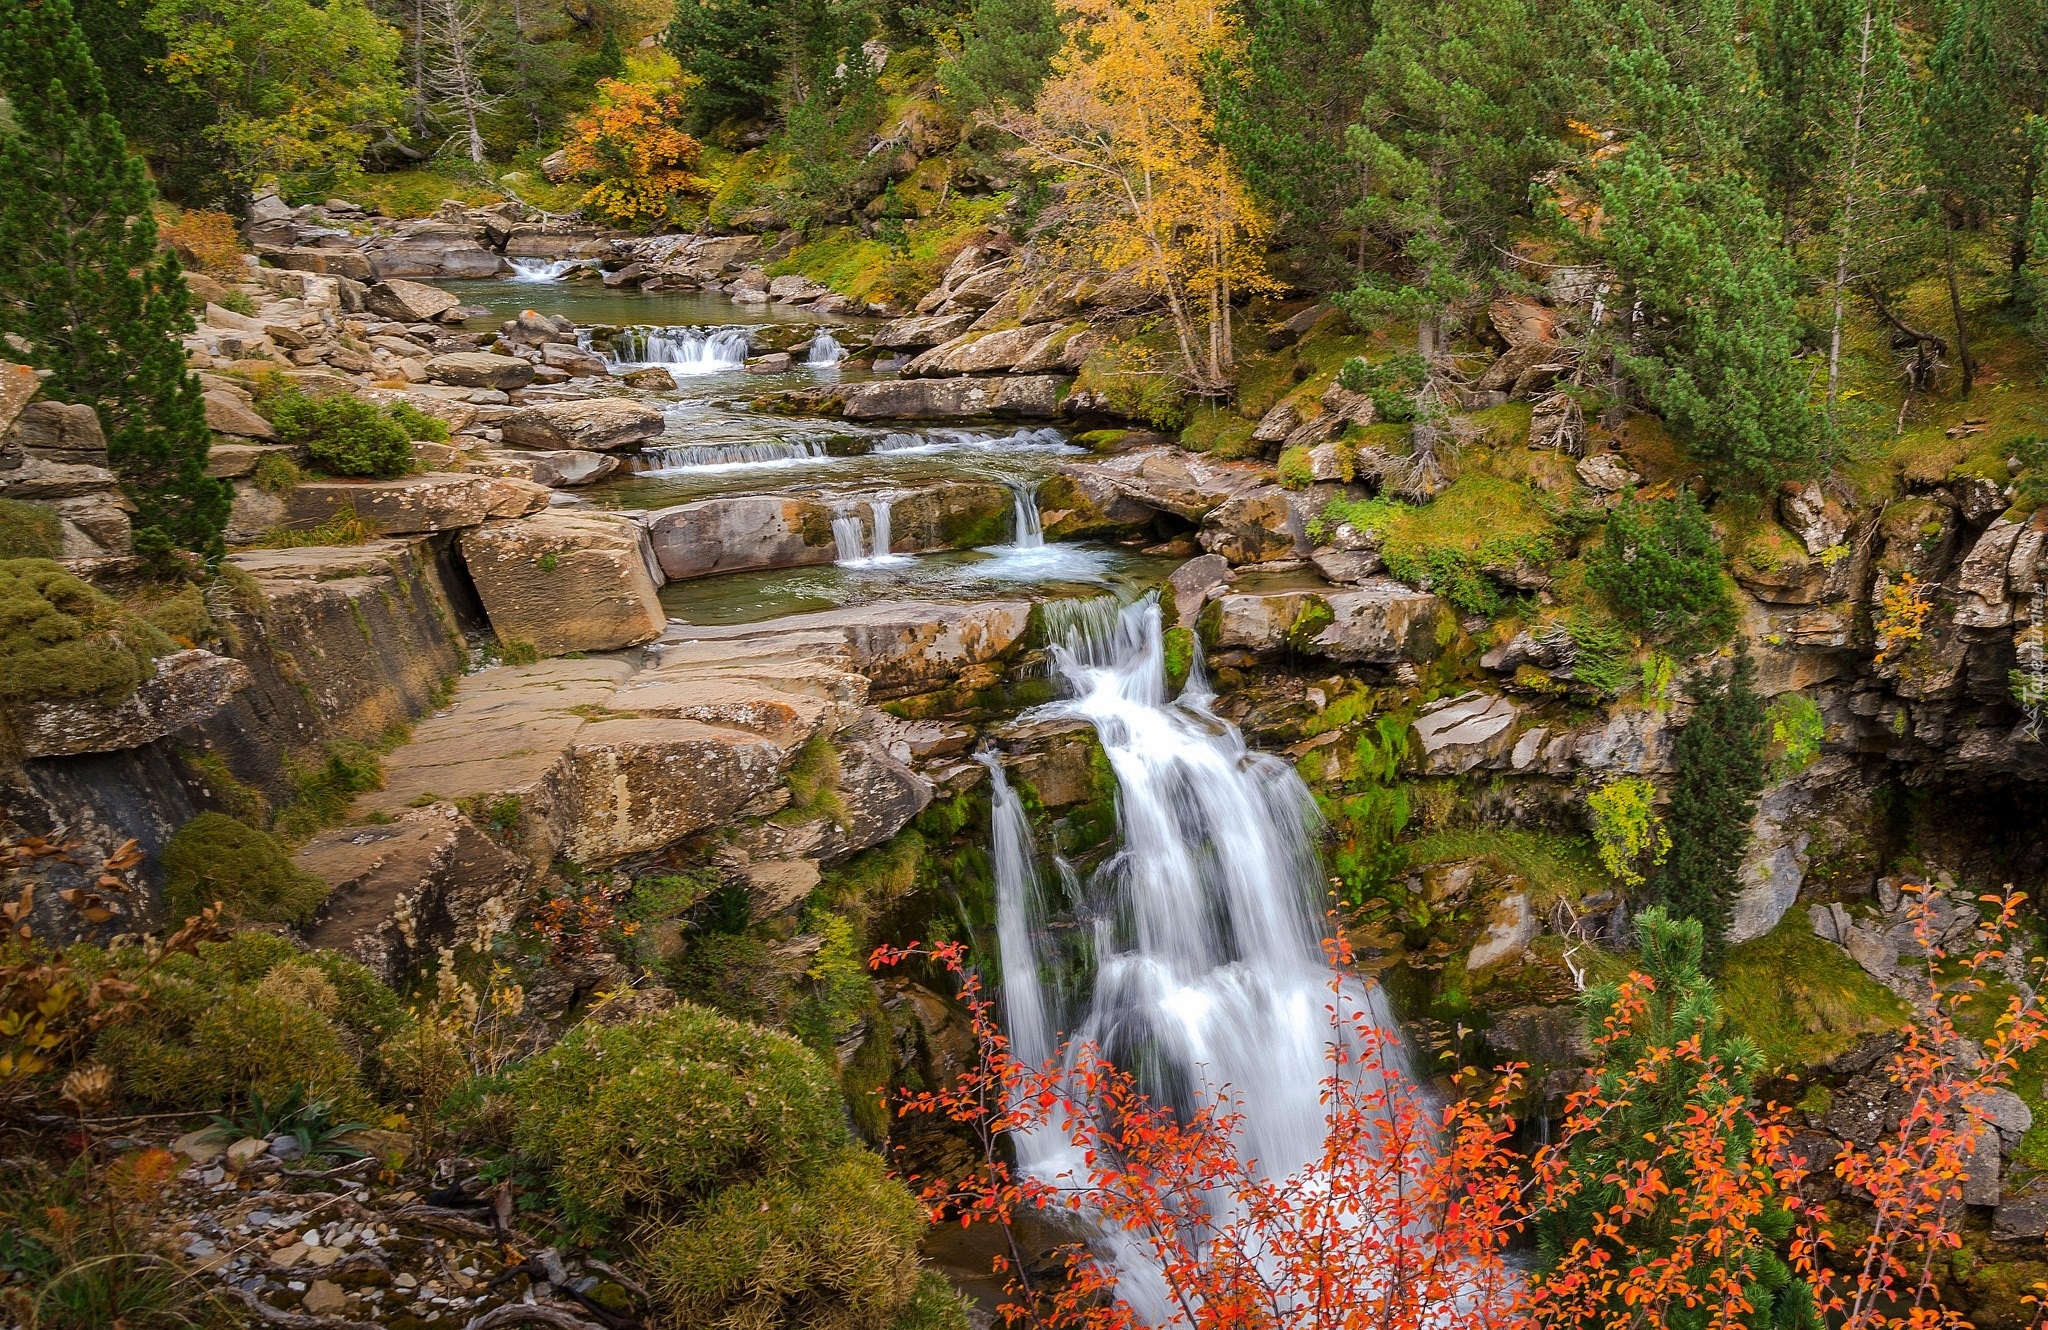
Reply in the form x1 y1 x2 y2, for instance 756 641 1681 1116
508 1003 848 1241
0 559 174 705
161 812 330 926
0 500 63 559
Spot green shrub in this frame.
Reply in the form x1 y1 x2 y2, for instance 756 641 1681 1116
1336 353 1423 423
1766 692 1824 779
1276 445 1315 489
258 387 417 479
386 400 450 443
131 586 211 645
508 1003 847 1240
1585 491 1737 649
249 451 302 495
160 812 329 926
0 500 63 559
642 1146 927 1330
86 932 397 1117
0 559 174 705
274 739 385 838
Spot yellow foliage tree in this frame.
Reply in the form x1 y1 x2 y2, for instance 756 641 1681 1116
995 0 1275 394
565 80 708 230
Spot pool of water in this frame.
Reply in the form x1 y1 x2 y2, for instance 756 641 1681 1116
660 545 1181 625
436 278 864 330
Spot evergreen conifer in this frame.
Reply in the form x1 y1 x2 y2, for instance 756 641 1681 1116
1646 650 1767 965
0 0 228 560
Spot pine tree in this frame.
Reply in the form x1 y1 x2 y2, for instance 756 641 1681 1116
0 0 228 560
1538 907 1815 1328
70 0 239 211
1646 650 1767 966
938 0 1061 114
662 0 788 129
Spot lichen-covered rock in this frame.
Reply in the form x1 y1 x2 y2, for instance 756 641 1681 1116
460 511 667 655
363 278 463 323
905 326 1043 376
467 448 618 488
426 352 535 390
1199 486 1309 564
1061 447 1270 522
836 375 1067 420
298 803 528 983
1207 581 1444 665
1466 892 1537 972
4 649 251 758
285 475 499 534
869 313 979 350
1409 691 1522 775
499 397 665 451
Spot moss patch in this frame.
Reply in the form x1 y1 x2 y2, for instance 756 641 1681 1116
0 500 63 559
161 812 329 926
0 559 175 706
1720 912 1910 1075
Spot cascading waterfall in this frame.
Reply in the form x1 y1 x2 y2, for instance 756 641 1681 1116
992 594 1402 1322
806 331 846 367
506 257 594 282
1006 481 1045 550
831 498 900 566
639 440 830 473
603 326 750 373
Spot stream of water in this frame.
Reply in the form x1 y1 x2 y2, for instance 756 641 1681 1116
990 596 1403 1321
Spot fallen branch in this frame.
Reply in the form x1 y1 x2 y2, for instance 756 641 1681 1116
462 1302 612 1330
392 1205 504 1240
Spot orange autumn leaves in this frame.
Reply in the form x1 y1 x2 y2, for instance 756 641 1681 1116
876 885 2048 1330
564 80 708 229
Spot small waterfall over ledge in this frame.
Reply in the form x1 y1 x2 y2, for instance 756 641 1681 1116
506 257 595 282
806 331 846 367
600 326 750 373
832 498 901 566
990 595 1402 1321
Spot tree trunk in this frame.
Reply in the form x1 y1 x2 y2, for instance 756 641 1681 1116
1943 214 1976 397
2013 146 2040 291
1825 3 1876 416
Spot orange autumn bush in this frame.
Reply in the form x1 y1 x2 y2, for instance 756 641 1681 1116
876 883 2048 1330
563 79 707 229
157 207 245 276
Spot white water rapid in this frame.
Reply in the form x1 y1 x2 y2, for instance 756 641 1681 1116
506 257 595 282
601 326 750 373
807 331 846 366
640 440 830 473
991 595 1398 1322
832 499 902 566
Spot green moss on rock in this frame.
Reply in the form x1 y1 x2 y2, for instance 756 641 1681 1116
0 500 63 559
161 812 329 926
0 559 175 705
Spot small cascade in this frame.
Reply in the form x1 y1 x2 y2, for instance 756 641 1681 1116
806 331 846 367
506 257 593 282
868 498 893 560
639 440 830 473
831 511 869 565
873 426 1073 455
993 594 1405 1322
605 326 750 373
979 753 1057 1070
1007 481 1045 550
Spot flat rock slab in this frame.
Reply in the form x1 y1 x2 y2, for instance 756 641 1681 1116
837 375 1067 420
428 352 534 390
285 474 499 534
460 511 668 655
1062 447 1272 521
499 397 665 451
466 448 618 488
1410 690 1523 775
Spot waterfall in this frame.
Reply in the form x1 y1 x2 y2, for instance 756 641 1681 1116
1007 481 1044 550
873 427 1074 455
806 331 846 367
506 257 593 282
640 440 830 473
993 594 1400 1321
605 326 750 373
979 754 1057 1070
831 511 868 565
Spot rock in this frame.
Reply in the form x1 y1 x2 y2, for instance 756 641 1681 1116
1998 1186 2048 1240
266 1134 304 1161
259 246 375 282
1409 691 1522 775
0 363 38 438
301 1281 347 1317
836 376 1067 420
1063 447 1270 522
745 859 823 915
361 225 502 280
1208 581 1445 664
621 366 677 390
285 475 500 535
427 352 536 390
204 443 299 479
4 649 250 759
602 262 648 288
1467 892 1537 972
645 483 1009 580
1779 480 1852 556
1200 487 1309 564
459 511 667 655
1319 381 1377 427
500 397 665 451
7 400 107 459
363 277 462 324
1166 554 1234 627
1576 452 1639 493
539 341 612 377
1310 548 1385 584
504 223 620 259
172 1129 226 1163
674 599 1033 698
483 475 553 518
1478 342 1566 393
1954 515 2026 630
905 326 1043 376
225 1137 268 1167
1251 400 1302 444
747 352 793 374
1528 392 1585 454
470 447 618 488
299 804 530 983
1979 1088 2035 1143
200 389 278 440
871 312 980 350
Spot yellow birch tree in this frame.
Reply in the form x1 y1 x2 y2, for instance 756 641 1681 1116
995 0 1274 394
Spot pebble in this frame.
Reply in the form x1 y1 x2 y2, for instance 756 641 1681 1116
248 1210 272 1226
302 1280 348 1316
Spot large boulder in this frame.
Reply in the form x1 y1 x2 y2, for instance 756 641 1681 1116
284 475 501 535
201 389 278 440
870 312 979 351
360 224 503 280
258 246 374 282
1061 448 1269 522
905 326 1044 376
1409 691 1522 775
502 223 620 259
1200 486 1309 564
1206 581 1444 664
363 278 462 324
467 448 619 487
298 804 528 984
4 649 251 759
499 397 665 451
427 352 536 390
460 511 668 655
644 483 1010 580
837 376 1066 420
